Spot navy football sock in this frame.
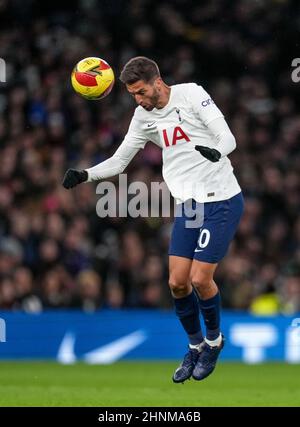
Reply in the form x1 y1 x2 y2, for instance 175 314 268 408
198 292 221 341
174 289 203 345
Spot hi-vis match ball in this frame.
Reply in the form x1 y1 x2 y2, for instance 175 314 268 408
71 57 115 100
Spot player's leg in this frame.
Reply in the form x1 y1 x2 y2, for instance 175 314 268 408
190 260 221 342
190 192 244 380
169 255 204 383
169 255 203 346
190 259 225 380
168 201 205 383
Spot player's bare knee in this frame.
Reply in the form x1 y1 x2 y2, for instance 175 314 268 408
190 274 211 296
191 276 219 299
168 279 190 298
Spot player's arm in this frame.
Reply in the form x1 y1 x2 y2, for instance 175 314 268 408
195 117 236 162
62 115 146 189
187 83 236 162
62 143 140 189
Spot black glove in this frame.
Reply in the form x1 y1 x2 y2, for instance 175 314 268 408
62 169 88 189
195 145 221 162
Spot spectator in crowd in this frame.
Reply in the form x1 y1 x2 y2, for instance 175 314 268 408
71 269 103 312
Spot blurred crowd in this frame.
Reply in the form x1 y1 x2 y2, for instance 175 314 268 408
0 0 299 313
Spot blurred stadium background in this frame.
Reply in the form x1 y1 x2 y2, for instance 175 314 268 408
0 0 300 406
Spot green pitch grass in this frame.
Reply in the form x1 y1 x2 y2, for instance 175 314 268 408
0 361 299 406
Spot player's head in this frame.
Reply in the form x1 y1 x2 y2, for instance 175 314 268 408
120 56 164 111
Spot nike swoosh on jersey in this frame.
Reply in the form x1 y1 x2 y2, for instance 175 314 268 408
147 121 156 127
194 248 204 252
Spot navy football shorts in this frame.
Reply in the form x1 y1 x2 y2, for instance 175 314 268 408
168 192 244 263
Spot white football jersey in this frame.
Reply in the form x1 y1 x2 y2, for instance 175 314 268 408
87 83 241 203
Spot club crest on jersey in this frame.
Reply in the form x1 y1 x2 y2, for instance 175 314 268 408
162 126 190 147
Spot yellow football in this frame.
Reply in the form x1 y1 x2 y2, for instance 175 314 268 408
71 57 115 100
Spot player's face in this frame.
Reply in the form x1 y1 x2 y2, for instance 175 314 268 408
126 79 161 111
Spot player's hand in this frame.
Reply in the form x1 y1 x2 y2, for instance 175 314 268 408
195 145 221 162
62 169 88 189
